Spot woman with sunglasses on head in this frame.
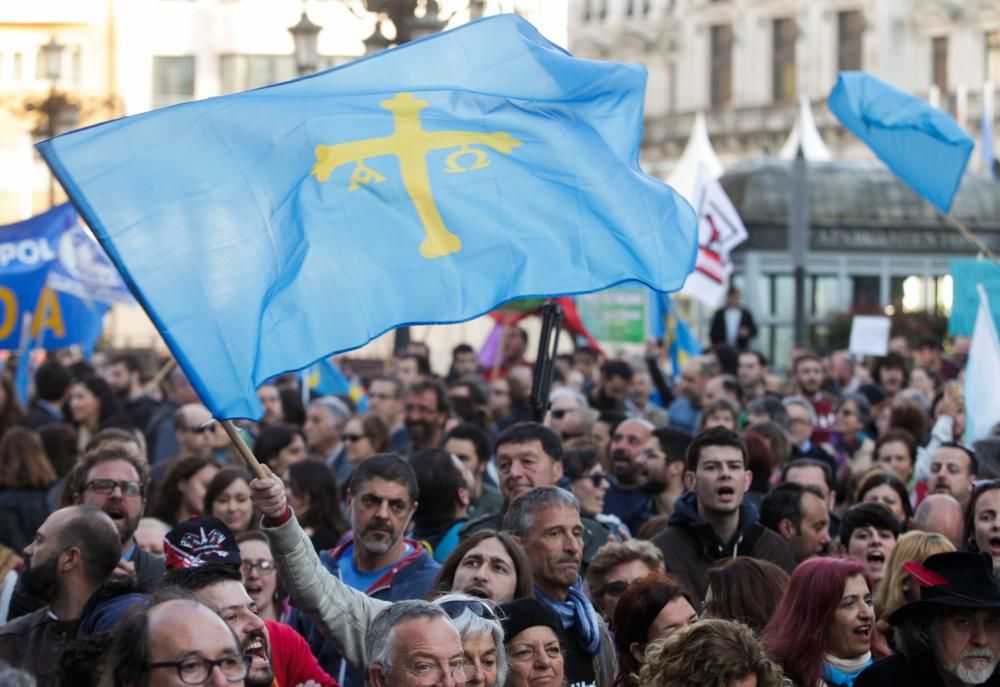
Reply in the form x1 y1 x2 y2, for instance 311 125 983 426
249 465 509 687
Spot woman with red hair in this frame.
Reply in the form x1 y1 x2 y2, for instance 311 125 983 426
763 557 890 686
611 573 698 687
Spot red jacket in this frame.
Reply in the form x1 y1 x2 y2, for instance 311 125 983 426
267 619 338 687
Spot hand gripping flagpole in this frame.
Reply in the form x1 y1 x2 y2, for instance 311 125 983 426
220 420 267 480
529 299 564 423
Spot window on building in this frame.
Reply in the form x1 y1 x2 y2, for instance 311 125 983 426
13 53 22 80
583 0 592 22
219 54 296 95
152 56 195 108
598 0 608 21
626 0 635 16
772 17 796 103
710 24 733 107
851 275 881 313
932 36 948 93
987 31 1000 84
837 10 863 72
70 46 81 87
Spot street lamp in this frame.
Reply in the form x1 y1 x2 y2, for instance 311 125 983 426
362 0 449 47
289 9 323 75
27 35 79 206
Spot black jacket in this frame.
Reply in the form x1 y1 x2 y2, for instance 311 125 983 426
651 491 796 603
857 652 1000 687
709 307 757 350
0 488 51 553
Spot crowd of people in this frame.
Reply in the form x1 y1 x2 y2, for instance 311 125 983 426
0 317 998 687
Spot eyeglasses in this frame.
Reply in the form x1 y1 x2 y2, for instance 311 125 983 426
550 408 572 419
583 473 608 488
601 579 635 597
439 598 498 622
186 423 217 434
84 479 142 497
147 654 250 685
343 433 367 443
241 559 276 574
391 660 468 685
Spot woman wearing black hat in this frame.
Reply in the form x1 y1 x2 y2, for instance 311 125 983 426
500 598 565 687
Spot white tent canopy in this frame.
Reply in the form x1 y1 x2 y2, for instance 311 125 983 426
779 94 833 162
667 112 724 203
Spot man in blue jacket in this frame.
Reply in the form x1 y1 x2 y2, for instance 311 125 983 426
290 454 439 687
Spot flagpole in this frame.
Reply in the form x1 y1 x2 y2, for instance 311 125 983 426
944 214 1000 265
220 419 266 479
145 358 176 394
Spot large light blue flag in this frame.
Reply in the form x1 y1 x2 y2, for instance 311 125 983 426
38 14 697 419
828 72 974 213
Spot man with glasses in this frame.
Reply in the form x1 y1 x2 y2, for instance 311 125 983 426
369 376 409 453
101 595 249 687
69 439 165 588
545 388 592 443
162 515 335 687
0 505 120 687
368 601 467 687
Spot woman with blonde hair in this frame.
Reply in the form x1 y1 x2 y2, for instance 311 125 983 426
639 619 789 687
873 529 955 646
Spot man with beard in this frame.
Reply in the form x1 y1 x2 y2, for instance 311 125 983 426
929 444 978 510
459 422 612 569
289 454 439 687
857 551 1000 686
651 428 796 603
105 353 159 435
0 505 120 687
792 354 836 445
602 417 655 534
504 486 615 687
403 380 450 453
161 515 335 687
68 439 165 589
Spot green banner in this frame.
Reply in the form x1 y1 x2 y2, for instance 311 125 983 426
577 287 648 344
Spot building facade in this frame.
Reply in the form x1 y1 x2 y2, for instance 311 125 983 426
570 0 1000 364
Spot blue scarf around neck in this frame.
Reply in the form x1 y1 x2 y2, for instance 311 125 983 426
535 580 602 655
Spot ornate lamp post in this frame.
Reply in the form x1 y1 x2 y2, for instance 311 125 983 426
289 8 323 75
26 35 79 206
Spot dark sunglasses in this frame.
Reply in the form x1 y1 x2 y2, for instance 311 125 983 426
550 408 572 419
342 433 366 443
439 598 498 622
584 473 608 488
602 580 630 597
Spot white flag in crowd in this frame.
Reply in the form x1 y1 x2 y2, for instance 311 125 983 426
680 172 748 307
965 284 1000 443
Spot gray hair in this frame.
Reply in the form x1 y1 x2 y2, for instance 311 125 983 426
782 396 817 424
895 612 941 661
311 395 351 424
503 486 580 539
366 600 453 680
434 593 507 687
0 662 35 687
549 387 588 409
